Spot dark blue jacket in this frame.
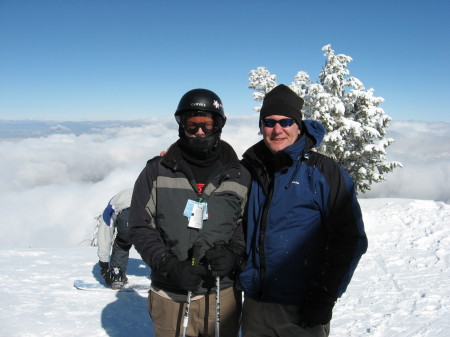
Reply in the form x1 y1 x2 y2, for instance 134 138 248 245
237 120 368 305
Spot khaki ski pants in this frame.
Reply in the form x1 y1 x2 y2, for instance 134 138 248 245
148 286 241 337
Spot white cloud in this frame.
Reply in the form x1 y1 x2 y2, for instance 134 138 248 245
362 120 450 203
0 117 449 248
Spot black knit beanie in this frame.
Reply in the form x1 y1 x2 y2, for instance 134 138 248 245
260 84 304 126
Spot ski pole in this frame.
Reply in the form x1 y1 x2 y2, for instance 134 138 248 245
213 241 225 337
182 242 202 337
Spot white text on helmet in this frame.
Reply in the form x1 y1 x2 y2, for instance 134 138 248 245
190 102 206 108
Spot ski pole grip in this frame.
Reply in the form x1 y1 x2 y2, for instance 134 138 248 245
191 242 202 266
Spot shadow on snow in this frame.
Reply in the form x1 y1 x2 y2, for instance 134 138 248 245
92 258 154 337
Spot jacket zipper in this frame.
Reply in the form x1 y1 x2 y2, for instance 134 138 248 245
285 152 309 189
257 174 274 299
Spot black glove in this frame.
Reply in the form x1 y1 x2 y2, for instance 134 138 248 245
205 245 236 277
99 261 112 286
166 257 207 292
300 287 336 327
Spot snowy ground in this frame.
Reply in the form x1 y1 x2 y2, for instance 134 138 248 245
1 198 449 337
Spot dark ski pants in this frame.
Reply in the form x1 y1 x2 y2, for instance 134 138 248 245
148 286 242 337
242 296 330 337
110 209 132 272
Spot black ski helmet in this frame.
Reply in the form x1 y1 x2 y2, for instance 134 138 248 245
175 88 226 127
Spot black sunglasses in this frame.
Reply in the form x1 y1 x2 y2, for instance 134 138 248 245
262 118 295 128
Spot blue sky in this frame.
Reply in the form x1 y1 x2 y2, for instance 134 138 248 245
0 0 449 121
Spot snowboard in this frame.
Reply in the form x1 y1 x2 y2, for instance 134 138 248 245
73 279 150 292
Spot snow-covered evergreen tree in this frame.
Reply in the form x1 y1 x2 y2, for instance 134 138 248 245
248 45 402 193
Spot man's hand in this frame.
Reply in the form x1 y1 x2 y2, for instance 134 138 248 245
300 287 336 327
205 244 236 277
169 259 207 292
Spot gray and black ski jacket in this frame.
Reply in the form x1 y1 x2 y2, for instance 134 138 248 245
129 140 250 295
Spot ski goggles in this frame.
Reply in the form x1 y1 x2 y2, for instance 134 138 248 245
184 121 217 135
261 118 296 128
181 112 222 135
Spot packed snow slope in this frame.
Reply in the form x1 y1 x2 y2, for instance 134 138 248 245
1 198 449 337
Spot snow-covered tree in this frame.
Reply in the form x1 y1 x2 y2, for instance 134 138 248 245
249 67 277 102
248 44 402 193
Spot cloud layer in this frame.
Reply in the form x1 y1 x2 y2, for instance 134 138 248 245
1 117 448 248
362 120 450 203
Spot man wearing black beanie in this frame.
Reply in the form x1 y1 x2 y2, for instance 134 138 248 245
259 84 304 127
238 84 368 337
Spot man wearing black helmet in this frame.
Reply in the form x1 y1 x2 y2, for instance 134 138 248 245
129 89 250 337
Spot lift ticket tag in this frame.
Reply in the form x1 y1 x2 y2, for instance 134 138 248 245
184 199 208 229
